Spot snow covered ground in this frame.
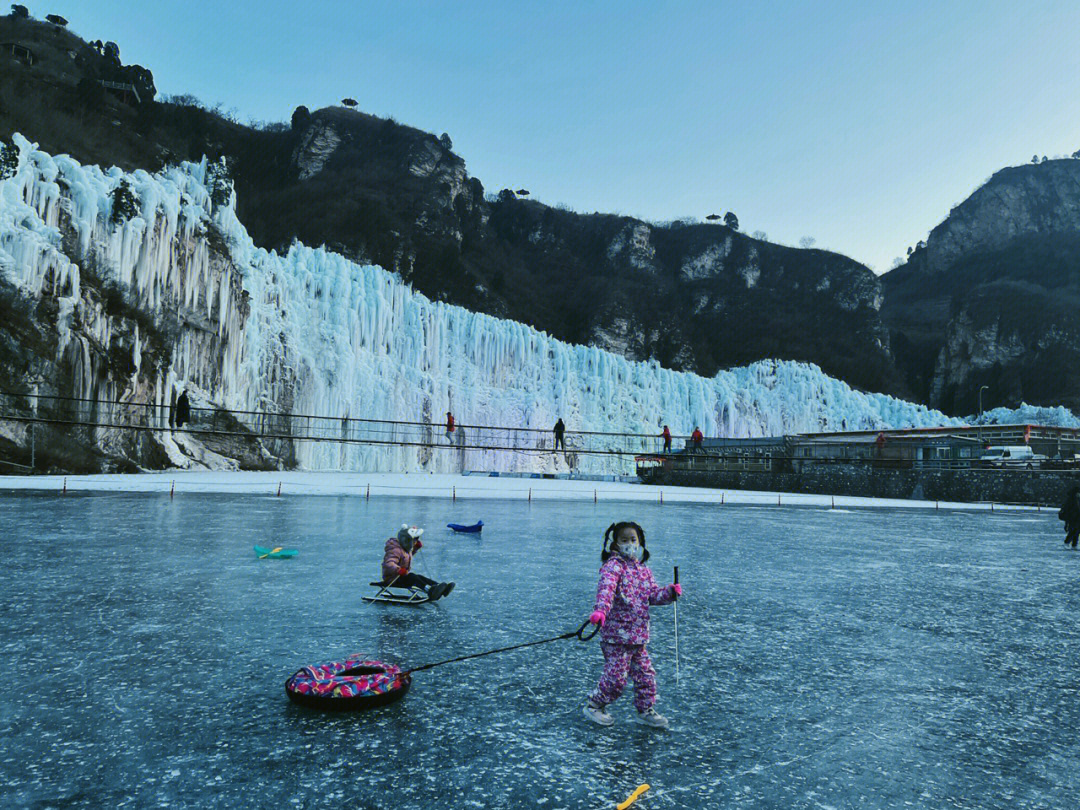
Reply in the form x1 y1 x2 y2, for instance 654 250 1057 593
0 470 1040 511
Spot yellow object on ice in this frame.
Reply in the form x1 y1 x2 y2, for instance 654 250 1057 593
616 784 650 810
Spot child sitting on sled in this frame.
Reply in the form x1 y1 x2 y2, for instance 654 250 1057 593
381 524 454 600
583 521 681 728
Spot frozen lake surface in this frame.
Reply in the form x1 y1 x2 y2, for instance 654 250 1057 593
1 491 1076 809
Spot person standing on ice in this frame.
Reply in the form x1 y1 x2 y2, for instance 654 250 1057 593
661 425 672 453
1059 485 1080 548
445 412 455 444
583 521 681 729
381 524 453 600
553 418 566 451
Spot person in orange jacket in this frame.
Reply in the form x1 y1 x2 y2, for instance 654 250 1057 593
690 427 704 453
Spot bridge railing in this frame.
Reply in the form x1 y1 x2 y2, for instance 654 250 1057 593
0 391 670 459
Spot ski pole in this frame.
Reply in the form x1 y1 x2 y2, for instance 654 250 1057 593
673 565 680 684
368 572 402 604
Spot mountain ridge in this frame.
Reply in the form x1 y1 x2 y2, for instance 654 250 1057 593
0 13 902 399
881 158 1080 414
5 12 1080 418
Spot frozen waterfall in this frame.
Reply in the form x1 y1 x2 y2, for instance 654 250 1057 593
0 134 967 473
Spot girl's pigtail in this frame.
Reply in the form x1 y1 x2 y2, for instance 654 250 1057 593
600 522 617 562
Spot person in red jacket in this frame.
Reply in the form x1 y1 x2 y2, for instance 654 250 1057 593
445 412 456 444
381 524 453 600
691 427 704 453
660 425 672 453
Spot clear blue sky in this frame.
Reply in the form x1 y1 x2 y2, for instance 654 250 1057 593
33 0 1080 272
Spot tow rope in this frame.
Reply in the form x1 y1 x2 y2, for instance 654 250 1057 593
406 618 600 674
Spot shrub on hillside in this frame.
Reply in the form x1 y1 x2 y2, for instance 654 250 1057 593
109 179 139 224
206 156 232 207
0 138 18 180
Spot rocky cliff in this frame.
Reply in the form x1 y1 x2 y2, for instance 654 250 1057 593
0 15 903 401
882 159 1080 415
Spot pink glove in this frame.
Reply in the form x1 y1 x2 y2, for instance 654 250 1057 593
672 584 682 597
413 540 422 550
397 567 409 577
589 610 606 626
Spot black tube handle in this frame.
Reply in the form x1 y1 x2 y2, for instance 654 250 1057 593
576 618 601 641
674 565 679 599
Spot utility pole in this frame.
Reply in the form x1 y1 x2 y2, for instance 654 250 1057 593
978 385 989 447
30 382 38 471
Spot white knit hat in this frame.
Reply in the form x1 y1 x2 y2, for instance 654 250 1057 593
397 524 424 543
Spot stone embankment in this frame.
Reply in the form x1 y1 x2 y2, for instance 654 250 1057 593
651 467 1077 507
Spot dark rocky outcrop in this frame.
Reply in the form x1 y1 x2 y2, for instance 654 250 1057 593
882 159 1080 415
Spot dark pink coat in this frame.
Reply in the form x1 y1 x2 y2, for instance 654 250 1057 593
593 555 676 645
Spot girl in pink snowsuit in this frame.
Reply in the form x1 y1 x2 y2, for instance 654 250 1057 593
583 521 681 728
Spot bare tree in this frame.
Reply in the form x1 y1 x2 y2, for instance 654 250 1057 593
799 236 816 249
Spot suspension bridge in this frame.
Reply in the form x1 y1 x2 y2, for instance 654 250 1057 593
0 391 675 467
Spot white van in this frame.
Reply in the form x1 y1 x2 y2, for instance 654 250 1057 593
980 445 1046 468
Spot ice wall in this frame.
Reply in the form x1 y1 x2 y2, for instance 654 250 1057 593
0 135 972 473
977 404 1080 428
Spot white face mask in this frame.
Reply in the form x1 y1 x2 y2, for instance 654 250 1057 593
617 542 643 562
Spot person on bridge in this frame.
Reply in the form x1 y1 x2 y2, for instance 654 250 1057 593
554 418 566 451
661 425 672 453
445 412 455 444
170 390 190 430
691 427 703 453
1059 485 1080 548
381 524 453 600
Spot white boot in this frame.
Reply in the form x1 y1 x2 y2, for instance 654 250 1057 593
583 700 614 727
635 707 669 729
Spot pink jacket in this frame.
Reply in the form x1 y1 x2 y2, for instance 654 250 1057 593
593 555 676 645
381 538 412 582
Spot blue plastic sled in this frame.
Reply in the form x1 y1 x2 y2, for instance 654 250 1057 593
447 521 483 533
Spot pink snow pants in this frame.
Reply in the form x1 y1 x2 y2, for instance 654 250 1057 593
589 642 657 712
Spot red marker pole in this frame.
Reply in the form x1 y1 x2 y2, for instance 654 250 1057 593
673 565 680 684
